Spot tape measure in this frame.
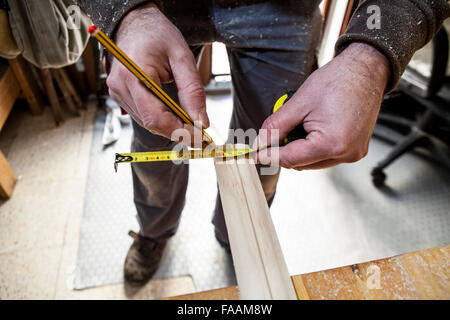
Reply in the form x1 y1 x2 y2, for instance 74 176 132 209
114 91 307 171
114 146 253 171
273 90 308 145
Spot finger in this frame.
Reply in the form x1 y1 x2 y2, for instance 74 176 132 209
110 95 141 126
292 159 341 171
130 74 205 147
129 72 186 139
257 131 331 168
107 71 142 123
181 123 208 148
254 95 309 149
170 51 209 128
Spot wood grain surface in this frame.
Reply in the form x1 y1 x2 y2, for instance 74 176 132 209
169 245 449 300
214 157 297 300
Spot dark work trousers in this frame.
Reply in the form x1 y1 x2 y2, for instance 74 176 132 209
131 0 322 244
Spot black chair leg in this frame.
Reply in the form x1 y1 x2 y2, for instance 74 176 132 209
428 137 450 169
371 130 425 187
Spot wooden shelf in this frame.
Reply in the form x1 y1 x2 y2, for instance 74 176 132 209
0 63 20 131
0 62 20 199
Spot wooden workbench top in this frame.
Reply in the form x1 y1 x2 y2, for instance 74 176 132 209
169 245 449 300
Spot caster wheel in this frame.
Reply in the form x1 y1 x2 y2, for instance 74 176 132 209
371 169 386 187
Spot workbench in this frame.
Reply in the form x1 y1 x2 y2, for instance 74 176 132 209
169 245 449 300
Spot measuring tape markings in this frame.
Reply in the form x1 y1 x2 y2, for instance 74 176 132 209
115 147 253 164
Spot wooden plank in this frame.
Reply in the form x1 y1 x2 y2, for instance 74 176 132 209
299 266 369 300
215 158 272 299
214 157 297 300
8 57 44 116
51 69 79 116
39 68 64 125
357 257 421 299
65 64 88 102
58 68 84 109
171 245 450 300
291 276 310 300
339 0 355 36
319 0 332 35
400 246 450 299
168 286 240 300
0 65 21 131
234 161 297 299
82 39 97 95
293 245 450 300
300 255 425 300
317 0 350 67
0 150 17 199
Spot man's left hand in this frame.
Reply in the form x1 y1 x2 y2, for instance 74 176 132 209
256 42 391 170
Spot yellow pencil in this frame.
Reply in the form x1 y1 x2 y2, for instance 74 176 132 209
88 24 214 145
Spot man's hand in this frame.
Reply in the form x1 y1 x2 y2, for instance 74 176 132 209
106 3 209 141
256 42 390 170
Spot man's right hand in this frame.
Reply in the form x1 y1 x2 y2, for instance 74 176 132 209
106 3 210 141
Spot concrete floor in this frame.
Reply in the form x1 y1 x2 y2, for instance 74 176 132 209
0 103 195 299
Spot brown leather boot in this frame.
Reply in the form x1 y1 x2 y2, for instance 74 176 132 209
124 231 166 286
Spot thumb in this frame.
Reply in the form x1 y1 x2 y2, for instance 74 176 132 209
258 131 328 168
170 51 209 128
254 97 308 150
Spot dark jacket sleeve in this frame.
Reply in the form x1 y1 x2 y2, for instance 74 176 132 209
336 0 450 92
73 0 162 38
